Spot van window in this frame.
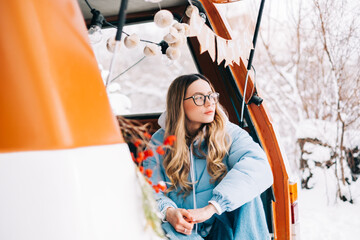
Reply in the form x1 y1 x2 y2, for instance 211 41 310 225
90 21 198 115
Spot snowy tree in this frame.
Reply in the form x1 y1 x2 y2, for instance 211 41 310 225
223 0 360 201
258 0 360 201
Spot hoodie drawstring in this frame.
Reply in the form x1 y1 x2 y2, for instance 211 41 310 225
189 146 198 233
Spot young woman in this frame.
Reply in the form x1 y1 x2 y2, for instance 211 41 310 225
144 74 273 239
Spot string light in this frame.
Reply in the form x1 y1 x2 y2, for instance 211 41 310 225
88 9 105 44
83 0 193 81
84 0 161 47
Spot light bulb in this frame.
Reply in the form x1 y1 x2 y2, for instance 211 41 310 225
88 25 102 44
88 9 105 44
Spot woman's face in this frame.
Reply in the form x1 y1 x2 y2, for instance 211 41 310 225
183 79 216 134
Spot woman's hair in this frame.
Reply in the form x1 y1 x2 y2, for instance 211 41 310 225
164 74 231 195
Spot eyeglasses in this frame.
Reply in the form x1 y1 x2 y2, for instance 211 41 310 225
184 92 220 106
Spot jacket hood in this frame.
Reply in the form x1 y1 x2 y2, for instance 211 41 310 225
158 111 167 129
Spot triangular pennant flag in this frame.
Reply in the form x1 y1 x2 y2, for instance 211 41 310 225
198 25 215 59
197 25 209 54
225 40 235 67
188 15 197 37
187 9 250 67
189 11 205 37
228 39 236 66
216 36 227 65
233 38 241 66
207 31 216 62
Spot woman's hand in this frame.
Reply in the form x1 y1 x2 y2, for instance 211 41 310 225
187 204 217 223
166 207 195 235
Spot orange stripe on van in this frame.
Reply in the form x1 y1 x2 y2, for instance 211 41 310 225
0 0 123 153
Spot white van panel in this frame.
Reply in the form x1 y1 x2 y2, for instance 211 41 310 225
0 143 150 240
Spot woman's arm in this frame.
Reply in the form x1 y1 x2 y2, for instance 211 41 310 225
209 123 273 214
186 203 217 223
142 129 178 214
143 130 195 235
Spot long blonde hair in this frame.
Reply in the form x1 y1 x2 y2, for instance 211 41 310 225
164 74 231 195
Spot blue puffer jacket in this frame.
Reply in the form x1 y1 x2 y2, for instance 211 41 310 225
144 119 273 239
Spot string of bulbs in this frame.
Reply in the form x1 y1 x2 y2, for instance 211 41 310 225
84 0 201 84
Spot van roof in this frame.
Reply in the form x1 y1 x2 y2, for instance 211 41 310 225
78 0 188 20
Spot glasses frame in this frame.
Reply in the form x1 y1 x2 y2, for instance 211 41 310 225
183 92 220 106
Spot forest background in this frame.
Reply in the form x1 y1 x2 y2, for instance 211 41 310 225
225 0 360 238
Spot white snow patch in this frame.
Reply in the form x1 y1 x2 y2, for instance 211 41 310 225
299 168 360 239
296 119 360 149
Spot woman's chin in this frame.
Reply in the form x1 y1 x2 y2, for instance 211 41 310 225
203 116 215 123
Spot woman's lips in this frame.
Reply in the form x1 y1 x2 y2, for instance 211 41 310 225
204 111 214 115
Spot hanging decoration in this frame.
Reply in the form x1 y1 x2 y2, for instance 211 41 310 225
216 36 227 65
93 1 252 84
169 35 186 48
124 33 140 48
185 4 199 18
143 43 161 56
104 7 186 61
172 22 185 35
187 5 251 67
106 36 118 53
156 12 191 60
163 27 180 43
154 9 173 28
166 47 181 60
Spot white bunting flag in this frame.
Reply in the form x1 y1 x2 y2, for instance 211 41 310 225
207 31 216 62
225 40 235 67
233 38 242 66
216 36 227 65
198 25 210 54
197 26 216 62
186 6 250 67
189 12 205 37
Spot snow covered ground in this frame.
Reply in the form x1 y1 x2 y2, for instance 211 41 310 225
299 169 360 239
292 119 360 239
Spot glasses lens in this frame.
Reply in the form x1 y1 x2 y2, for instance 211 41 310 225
193 95 205 106
210 92 219 103
191 93 220 106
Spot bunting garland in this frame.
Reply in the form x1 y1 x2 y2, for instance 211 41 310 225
188 6 251 67
216 36 227 65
